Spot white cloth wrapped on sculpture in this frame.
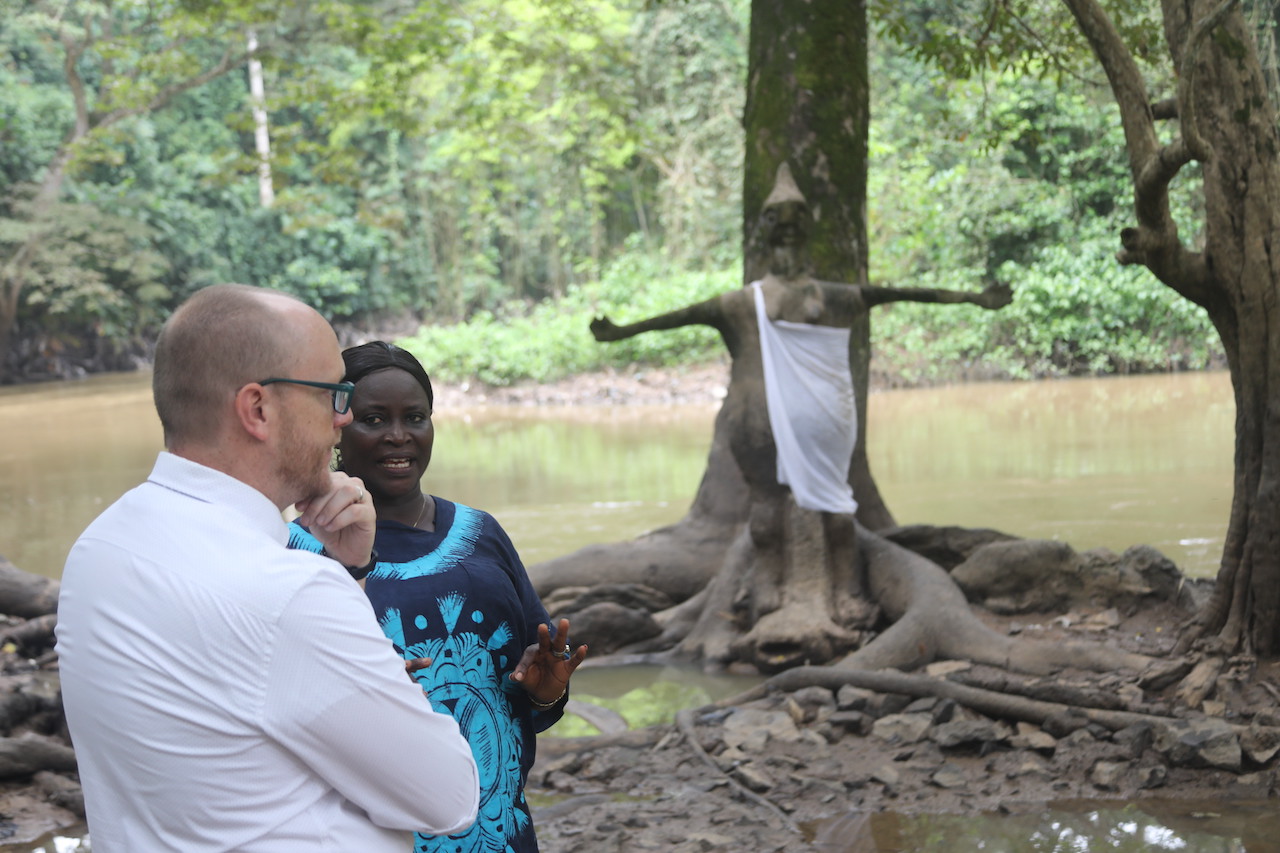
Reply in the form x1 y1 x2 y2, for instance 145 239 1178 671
752 281 858 514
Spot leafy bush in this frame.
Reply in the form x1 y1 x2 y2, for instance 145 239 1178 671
871 235 1221 384
399 249 732 385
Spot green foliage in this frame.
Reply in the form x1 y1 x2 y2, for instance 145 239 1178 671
399 247 730 385
627 0 748 266
0 0 1227 391
870 0 1167 85
872 238 1218 384
866 33 1220 386
311 0 648 309
0 76 70 196
11 194 171 342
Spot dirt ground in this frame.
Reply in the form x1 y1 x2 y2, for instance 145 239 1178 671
523 601 1278 852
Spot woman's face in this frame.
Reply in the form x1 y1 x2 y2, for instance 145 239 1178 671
338 367 434 500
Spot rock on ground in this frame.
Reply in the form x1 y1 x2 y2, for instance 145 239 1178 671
526 603 1280 852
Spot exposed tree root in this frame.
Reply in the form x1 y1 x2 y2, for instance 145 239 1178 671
0 672 63 733
718 665 1177 732
34 770 84 818
602 524 1164 681
0 733 77 778
2 614 57 651
0 559 59 619
529 517 735 605
844 529 1158 676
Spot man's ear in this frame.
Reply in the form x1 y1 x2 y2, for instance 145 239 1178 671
233 383 272 442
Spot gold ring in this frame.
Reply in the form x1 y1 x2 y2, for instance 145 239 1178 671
355 488 364 503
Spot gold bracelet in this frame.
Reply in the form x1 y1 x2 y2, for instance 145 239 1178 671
529 687 566 710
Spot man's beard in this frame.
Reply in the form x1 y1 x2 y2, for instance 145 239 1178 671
278 418 336 506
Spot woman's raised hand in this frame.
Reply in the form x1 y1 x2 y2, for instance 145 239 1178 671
510 618 588 707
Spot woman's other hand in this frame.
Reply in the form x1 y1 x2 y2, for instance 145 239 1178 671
510 618 587 706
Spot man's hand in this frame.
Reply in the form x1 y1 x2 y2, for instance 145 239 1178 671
294 472 375 569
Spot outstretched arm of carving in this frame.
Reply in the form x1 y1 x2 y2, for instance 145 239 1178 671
862 281 1012 311
591 295 725 342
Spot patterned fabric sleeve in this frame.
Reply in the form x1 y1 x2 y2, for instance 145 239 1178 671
287 522 325 554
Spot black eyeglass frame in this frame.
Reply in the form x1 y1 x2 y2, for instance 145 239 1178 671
259 378 355 414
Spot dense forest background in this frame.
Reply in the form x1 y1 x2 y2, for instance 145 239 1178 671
0 0 1221 386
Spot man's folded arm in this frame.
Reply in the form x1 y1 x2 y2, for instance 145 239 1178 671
265 572 479 834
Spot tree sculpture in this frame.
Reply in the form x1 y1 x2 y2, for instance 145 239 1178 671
531 2 1170 687
588 162 1012 671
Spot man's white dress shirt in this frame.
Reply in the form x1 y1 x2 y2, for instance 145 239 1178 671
57 452 479 852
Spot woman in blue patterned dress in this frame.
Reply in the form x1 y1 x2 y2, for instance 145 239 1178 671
289 341 587 853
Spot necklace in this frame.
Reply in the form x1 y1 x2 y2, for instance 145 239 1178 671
411 493 429 528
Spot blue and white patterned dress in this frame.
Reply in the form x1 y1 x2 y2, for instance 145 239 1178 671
289 498 562 853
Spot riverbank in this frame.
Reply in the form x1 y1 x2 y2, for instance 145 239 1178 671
427 354 962 409
2 585 1275 852
525 593 1279 852
430 359 734 409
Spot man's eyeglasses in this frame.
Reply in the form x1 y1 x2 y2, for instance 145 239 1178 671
259 378 355 414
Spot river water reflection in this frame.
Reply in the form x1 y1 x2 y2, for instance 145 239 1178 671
0 369 1233 581
0 369 1247 852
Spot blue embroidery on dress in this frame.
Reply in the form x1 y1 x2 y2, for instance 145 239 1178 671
379 608 405 650
371 505 485 581
394 592 527 853
286 524 324 554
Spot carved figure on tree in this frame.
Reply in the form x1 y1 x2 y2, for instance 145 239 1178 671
591 162 1012 671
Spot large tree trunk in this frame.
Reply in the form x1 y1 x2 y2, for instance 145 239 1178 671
1176 1 1280 656
530 0 881 602
742 0 891 530
1063 0 1280 655
247 31 275 210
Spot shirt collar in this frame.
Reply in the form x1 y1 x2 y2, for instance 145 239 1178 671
146 451 290 544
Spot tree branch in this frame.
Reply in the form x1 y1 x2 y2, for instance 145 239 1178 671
1060 0 1161 169
1061 0 1213 304
93 43 248 131
721 665 1179 732
1179 0 1241 162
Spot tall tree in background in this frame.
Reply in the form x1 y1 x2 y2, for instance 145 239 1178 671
873 0 1280 657
0 1 260 378
1060 0 1280 656
246 29 274 209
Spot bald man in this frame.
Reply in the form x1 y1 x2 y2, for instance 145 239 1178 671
56 284 479 852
